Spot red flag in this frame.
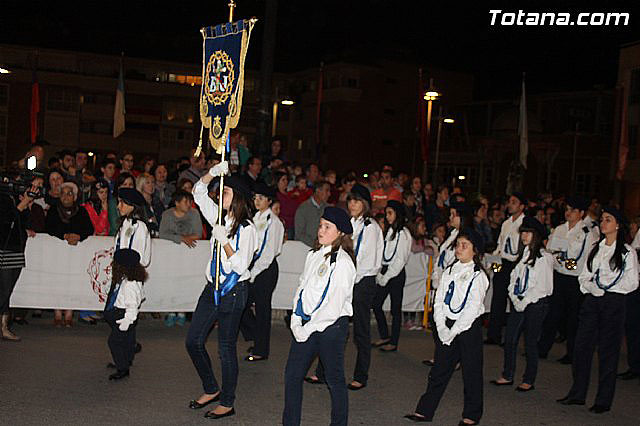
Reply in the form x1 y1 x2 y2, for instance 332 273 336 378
418 69 428 162
316 62 323 145
616 75 630 180
30 71 39 144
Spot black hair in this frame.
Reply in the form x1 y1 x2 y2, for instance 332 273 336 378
514 228 544 267
587 225 628 273
226 188 253 239
114 172 135 197
313 180 329 193
48 157 59 167
172 190 193 205
446 233 487 276
383 204 407 241
246 156 261 166
273 171 288 188
101 158 117 168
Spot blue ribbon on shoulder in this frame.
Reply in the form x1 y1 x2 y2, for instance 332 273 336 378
211 227 241 305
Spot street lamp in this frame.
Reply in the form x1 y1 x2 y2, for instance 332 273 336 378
422 78 440 182
433 109 455 185
272 94 295 137
0 67 10 74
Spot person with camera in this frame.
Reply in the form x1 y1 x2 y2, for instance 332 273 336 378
0 177 43 341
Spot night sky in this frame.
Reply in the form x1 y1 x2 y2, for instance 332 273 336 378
1 1 638 99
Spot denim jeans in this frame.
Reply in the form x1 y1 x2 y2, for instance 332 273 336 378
283 316 349 426
502 297 549 384
185 281 248 407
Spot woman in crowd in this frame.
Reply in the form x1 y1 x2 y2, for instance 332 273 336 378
492 216 553 391
405 229 489 425
241 183 285 362
274 172 298 240
141 156 156 174
558 207 638 414
153 163 175 209
335 172 357 211
372 200 412 352
45 169 64 210
283 207 355 426
136 172 163 236
185 161 256 420
473 200 493 252
108 172 135 236
45 182 94 327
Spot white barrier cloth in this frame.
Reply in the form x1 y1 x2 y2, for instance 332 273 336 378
11 236 431 312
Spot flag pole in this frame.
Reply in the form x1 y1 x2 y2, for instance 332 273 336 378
214 0 236 297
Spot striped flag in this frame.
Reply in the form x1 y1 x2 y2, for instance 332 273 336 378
518 73 528 169
113 58 126 138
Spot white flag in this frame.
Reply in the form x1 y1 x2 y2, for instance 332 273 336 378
113 60 126 138
518 74 528 169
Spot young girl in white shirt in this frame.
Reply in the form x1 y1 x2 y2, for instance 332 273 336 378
283 207 356 426
405 228 489 426
492 216 553 391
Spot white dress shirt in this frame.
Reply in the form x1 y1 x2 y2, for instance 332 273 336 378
351 216 383 282
432 228 458 290
547 219 597 277
250 208 285 282
579 240 639 297
493 213 525 262
290 245 356 342
508 248 554 312
377 227 412 286
583 215 600 233
115 218 151 267
114 279 144 322
434 260 489 346
193 180 257 283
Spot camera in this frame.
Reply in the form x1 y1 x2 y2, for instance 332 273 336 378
0 168 46 199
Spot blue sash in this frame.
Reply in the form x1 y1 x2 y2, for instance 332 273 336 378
294 253 337 323
210 227 241 305
504 236 518 256
444 271 480 314
514 266 530 297
383 231 401 263
253 218 270 262
594 253 627 291
105 283 121 311
354 225 365 257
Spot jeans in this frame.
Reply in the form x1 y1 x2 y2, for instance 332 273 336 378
502 297 549 385
0 268 22 314
283 316 349 426
372 268 406 346
103 307 137 372
352 276 377 384
185 281 248 407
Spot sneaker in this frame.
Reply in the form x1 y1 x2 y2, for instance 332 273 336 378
164 313 177 327
176 314 186 327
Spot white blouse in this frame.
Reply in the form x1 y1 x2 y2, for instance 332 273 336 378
508 248 554 312
114 279 144 322
377 227 412 286
193 180 257 283
351 216 383 282
250 208 285 282
547 220 598 277
493 214 525 262
290 246 356 342
434 260 489 346
579 240 639 297
115 218 151 267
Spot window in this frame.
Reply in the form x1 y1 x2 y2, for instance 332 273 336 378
81 93 113 105
47 88 78 112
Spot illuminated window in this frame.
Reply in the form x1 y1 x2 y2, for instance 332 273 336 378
167 73 202 86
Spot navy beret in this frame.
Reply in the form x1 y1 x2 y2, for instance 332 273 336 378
118 188 146 207
511 192 528 206
449 200 470 216
520 215 547 238
349 184 372 207
253 182 276 199
458 226 485 254
322 206 353 234
603 205 628 226
223 175 252 199
113 248 141 267
386 199 405 215
567 195 589 212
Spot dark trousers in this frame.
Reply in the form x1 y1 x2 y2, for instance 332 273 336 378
567 293 626 408
283 316 349 426
352 276 377 384
103 308 137 372
415 318 483 422
538 272 581 358
185 281 248 408
624 289 640 373
372 269 406 346
239 261 279 357
0 268 22 314
487 259 516 342
502 297 549 385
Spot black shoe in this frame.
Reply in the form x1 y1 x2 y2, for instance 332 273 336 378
204 408 235 419
490 379 513 386
244 354 267 362
347 382 367 391
556 396 584 405
108 370 130 381
189 393 220 409
403 413 429 422
589 404 610 414
422 359 435 367
618 370 639 380
558 355 572 365
304 376 325 385
371 339 391 348
516 385 535 392
106 362 117 369
135 342 142 353
458 421 478 426
484 338 500 345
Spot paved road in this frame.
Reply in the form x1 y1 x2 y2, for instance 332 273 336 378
2 315 639 425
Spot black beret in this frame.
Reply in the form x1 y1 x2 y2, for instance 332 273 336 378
511 192 528 205
603 206 628 226
94 178 109 190
113 248 141 267
349 184 372 207
520 216 547 238
118 188 146 207
223 175 252 199
253 182 276 199
322 206 353 234
386 199 405 215
449 200 470 216
458 227 485 254
566 195 589 212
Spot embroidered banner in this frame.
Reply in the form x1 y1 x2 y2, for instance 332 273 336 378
199 19 255 154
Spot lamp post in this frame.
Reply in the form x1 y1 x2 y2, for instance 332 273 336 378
272 96 294 137
422 78 440 182
433 108 455 186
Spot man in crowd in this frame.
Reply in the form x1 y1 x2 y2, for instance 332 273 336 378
159 191 203 248
118 151 139 178
179 149 206 185
241 156 264 191
371 169 402 213
305 163 321 188
101 158 118 198
294 180 330 247
425 185 449 232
